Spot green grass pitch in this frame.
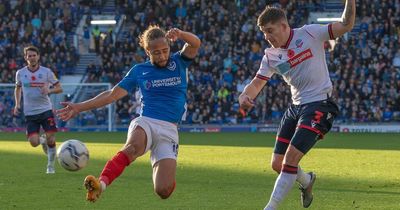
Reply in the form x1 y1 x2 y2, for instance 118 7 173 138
0 132 400 209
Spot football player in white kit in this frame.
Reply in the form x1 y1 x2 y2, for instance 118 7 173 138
239 1 355 209
14 45 63 174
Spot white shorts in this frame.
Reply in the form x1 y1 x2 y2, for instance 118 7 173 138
128 116 179 166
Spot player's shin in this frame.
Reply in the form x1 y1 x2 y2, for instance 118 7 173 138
99 151 131 190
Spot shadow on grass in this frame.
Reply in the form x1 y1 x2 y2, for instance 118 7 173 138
0 149 399 210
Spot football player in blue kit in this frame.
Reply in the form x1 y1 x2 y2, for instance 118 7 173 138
56 25 201 202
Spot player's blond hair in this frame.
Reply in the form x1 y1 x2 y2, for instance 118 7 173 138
139 25 167 49
257 6 287 26
23 45 40 56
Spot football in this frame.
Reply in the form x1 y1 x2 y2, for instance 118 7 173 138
57 139 89 171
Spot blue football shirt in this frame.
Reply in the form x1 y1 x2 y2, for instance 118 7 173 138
117 52 192 123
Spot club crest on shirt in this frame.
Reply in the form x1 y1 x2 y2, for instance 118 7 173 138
278 54 282 60
167 60 176 71
38 74 43 79
295 39 303 48
143 80 152 90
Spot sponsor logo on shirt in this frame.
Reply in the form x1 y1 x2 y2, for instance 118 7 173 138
23 82 45 87
288 48 313 68
143 77 182 90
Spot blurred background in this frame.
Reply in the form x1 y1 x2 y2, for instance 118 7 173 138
0 0 399 132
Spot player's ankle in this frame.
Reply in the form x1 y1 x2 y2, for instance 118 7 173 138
100 180 106 192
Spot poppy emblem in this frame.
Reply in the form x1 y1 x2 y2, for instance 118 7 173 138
287 49 295 58
31 75 36 81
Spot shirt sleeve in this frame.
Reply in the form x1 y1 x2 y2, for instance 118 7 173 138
117 66 138 94
176 51 193 69
15 70 21 86
48 69 59 85
256 55 274 80
303 24 335 41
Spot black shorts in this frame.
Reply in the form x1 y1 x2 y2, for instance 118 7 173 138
274 98 339 155
25 110 58 137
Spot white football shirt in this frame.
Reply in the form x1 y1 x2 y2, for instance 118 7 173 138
15 66 59 116
256 24 335 105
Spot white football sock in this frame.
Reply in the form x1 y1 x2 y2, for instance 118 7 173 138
265 171 297 209
48 147 56 167
100 181 107 192
39 136 46 144
297 166 311 188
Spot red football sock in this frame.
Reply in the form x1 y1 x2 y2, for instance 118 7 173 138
99 151 131 186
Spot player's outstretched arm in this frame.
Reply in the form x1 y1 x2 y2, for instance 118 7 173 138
40 82 63 95
166 28 201 59
331 0 356 38
56 86 128 121
239 77 267 111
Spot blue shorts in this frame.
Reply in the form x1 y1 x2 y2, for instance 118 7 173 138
25 110 58 137
274 98 339 155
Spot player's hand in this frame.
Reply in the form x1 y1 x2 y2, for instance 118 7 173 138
13 106 20 116
238 93 255 111
40 85 50 95
166 28 182 42
56 102 80 121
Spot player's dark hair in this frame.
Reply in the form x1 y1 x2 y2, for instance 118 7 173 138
24 45 40 56
257 6 287 26
139 25 167 49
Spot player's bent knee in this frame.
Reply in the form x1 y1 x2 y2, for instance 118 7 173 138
155 181 176 199
29 141 40 147
271 161 282 173
28 138 40 147
155 186 174 199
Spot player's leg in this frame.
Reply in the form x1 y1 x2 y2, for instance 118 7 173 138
293 99 339 208
265 104 317 210
265 106 296 210
289 129 319 208
152 158 177 199
272 152 311 188
271 105 310 183
265 129 317 210
271 105 297 173
26 118 41 147
150 121 179 199
41 111 58 174
85 118 150 202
